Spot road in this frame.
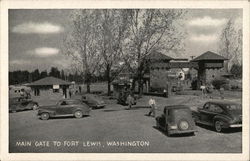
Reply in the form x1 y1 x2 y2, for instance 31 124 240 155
9 95 242 153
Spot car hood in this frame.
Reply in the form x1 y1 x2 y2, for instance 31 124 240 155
228 110 242 119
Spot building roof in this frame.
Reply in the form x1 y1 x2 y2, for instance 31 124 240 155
28 76 72 86
145 51 173 61
191 51 228 62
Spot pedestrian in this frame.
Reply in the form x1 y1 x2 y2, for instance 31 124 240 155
219 87 224 99
163 89 167 97
69 90 72 98
126 94 134 110
148 98 156 117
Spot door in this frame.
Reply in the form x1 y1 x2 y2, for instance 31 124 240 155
56 100 72 115
199 103 212 125
206 103 223 125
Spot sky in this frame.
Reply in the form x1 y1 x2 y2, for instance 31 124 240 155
9 9 242 72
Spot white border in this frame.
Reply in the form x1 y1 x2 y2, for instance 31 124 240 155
1 0 249 161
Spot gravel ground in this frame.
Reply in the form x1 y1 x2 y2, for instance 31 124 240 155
9 94 242 153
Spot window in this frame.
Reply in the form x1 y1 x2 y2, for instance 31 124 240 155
203 103 209 110
60 101 67 106
209 104 223 113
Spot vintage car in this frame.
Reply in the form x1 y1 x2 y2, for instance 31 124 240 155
156 105 197 136
9 97 39 113
81 94 106 109
192 100 242 132
37 99 90 120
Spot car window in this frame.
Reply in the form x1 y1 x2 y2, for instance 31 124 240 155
60 101 67 106
203 103 209 110
67 100 81 105
226 104 241 110
208 104 223 113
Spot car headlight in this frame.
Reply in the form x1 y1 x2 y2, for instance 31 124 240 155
179 121 189 130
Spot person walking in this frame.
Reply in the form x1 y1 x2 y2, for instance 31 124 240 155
126 94 134 110
148 98 156 117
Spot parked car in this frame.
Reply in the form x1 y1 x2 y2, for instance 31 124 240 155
9 97 39 113
156 105 197 136
192 100 242 132
81 94 106 109
37 99 90 120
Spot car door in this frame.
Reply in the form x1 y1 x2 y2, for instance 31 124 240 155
198 103 214 125
207 103 223 125
56 100 72 115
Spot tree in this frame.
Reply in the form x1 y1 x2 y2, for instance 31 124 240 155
230 64 242 78
125 9 185 96
63 10 102 93
49 67 60 78
40 70 48 78
218 19 242 72
31 69 40 81
97 9 131 95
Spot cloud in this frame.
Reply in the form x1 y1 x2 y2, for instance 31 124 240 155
28 47 59 57
190 34 218 42
188 16 227 27
10 60 29 65
12 22 64 34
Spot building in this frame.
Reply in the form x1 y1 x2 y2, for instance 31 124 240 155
28 76 72 99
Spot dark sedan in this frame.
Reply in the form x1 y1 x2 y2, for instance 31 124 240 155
37 99 90 120
192 100 242 132
9 97 39 113
81 94 106 109
156 105 197 136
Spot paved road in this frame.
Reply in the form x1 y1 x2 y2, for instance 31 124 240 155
9 95 242 153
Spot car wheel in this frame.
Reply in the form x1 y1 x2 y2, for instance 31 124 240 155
74 110 83 118
41 113 49 120
214 121 223 132
32 104 38 110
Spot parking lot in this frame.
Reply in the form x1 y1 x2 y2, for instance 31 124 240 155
9 93 242 153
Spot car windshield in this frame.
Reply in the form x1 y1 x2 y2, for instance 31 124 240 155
225 104 241 110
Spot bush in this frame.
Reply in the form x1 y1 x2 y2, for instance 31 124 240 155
212 79 228 90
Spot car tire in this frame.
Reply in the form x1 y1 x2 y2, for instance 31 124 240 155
74 110 83 119
214 120 223 132
41 113 49 120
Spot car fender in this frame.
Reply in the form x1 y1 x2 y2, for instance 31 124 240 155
39 109 55 116
213 115 231 128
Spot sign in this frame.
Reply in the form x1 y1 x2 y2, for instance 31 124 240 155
53 85 60 89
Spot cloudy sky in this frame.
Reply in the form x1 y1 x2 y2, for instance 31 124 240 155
9 9 242 72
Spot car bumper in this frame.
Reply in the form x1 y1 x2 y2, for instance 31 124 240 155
168 129 197 135
229 124 242 128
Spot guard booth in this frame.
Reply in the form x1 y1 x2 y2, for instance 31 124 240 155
147 51 227 96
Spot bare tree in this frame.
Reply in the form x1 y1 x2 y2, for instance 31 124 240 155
63 10 102 93
97 9 131 96
125 9 185 96
218 19 242 72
